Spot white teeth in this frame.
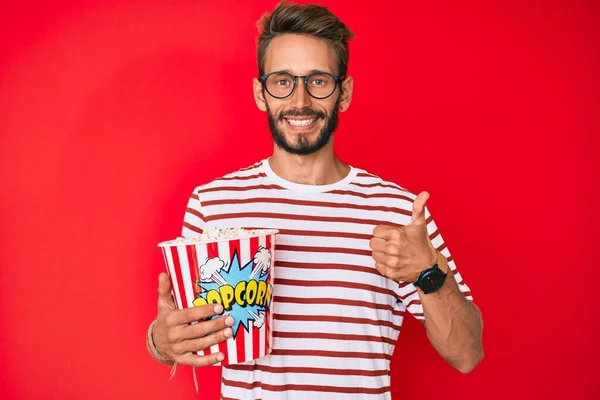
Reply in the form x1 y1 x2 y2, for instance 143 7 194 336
287 118 315 127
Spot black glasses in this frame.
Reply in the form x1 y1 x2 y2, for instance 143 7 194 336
259 71 343 100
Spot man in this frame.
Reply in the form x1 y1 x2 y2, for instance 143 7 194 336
147 1 484 398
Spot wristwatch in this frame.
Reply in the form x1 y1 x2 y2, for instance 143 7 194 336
413 255 447 294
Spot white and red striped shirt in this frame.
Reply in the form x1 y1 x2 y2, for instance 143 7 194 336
181 159 473 400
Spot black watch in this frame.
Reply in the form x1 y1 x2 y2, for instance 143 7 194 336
413 264 447 294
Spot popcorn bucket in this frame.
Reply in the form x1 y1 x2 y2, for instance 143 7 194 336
158 229 278 366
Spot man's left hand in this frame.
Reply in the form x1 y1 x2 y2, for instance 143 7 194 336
369 191 439 282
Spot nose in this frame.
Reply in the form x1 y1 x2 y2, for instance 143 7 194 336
289 79 312 109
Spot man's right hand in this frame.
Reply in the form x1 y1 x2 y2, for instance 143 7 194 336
152 272 234 366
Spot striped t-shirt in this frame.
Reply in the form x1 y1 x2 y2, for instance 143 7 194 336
181 159 473 400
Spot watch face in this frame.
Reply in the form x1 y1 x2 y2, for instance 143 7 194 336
419 270 445 293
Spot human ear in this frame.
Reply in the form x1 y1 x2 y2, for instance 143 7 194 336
253 78 268 112
338 76 353 112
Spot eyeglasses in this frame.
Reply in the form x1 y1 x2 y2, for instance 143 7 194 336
259 71 343 100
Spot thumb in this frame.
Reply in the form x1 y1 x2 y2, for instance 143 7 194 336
157 272 176 311
409 191 430 226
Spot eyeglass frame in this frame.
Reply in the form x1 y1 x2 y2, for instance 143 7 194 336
259 70 344 100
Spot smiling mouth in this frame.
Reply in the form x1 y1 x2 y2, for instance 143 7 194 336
284 118 317 128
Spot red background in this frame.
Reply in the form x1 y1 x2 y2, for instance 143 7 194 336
1 0 598 399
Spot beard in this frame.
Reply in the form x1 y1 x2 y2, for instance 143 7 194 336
266 96 340 156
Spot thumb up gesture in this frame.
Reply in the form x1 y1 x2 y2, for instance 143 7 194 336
369 192 439 282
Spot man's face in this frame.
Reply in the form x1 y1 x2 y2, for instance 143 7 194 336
254 34 352 155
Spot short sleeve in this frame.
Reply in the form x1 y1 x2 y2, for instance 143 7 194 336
181 188 206 238
395 206 473 321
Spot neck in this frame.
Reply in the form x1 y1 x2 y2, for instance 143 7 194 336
269 142 350 185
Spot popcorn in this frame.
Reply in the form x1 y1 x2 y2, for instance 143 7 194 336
158 227 279 366
174 227 262 244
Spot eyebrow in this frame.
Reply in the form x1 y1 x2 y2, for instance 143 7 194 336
274 69 334 75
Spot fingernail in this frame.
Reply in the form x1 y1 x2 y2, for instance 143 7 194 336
217 353 224 361
225 316 234 326
213 304 224 314
224 328 233 338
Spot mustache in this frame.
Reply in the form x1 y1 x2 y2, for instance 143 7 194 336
278 109 326 120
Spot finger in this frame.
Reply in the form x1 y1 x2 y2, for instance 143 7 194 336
374 261 388 276
370 237 403 256
169 303 225 326
179 326 233 354
181 315 234 340
372 250 401 269
177 352 225 367
157 273 176 311
371 250 388 265
384 242 402 256
409 191 429 226
369 237 388 252
372 224 396 240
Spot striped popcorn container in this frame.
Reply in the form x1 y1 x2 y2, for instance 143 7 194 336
158 229 278 366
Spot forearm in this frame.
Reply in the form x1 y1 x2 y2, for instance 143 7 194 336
419 255 484 373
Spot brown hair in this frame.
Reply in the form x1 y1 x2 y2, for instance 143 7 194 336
256 1 355 77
